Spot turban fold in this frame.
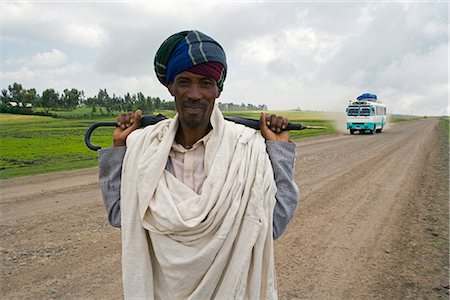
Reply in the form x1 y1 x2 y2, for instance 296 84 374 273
154 30 227 91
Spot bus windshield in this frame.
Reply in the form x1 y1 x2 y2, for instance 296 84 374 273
360 108 371 116
347 108 359 116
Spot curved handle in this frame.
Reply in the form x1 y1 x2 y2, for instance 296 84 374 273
85 114 168 151
84 121 116 151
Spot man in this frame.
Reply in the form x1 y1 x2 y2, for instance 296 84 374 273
98 30 299 299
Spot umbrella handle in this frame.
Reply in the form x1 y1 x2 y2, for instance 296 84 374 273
85 114 168 151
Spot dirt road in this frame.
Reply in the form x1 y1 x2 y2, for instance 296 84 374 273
1 118 448 299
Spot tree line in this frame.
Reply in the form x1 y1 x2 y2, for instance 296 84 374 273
1 82 267 115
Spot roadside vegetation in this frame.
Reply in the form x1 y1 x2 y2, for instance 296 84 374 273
439 116 449 143
389 114 422 123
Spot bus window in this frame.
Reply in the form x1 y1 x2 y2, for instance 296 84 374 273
360 108 371 116
347 108 359 116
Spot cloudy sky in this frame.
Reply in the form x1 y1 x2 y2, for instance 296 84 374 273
1 1 448 116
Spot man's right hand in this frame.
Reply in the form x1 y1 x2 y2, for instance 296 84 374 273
113 109 142 147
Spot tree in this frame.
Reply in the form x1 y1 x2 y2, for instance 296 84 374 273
161 99 175 110
153 97 162 110
23 88 40 107
97 89 110 108
1 89 10 104
41 89 59 112
61 88 82 110
124 93 133 111
8 83 25 103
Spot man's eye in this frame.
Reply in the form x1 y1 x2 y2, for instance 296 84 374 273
177 79 189 85
201 80 213 86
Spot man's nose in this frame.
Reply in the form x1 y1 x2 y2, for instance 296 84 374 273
186 84 202 100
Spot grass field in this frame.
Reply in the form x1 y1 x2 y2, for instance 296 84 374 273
0 114 115 179
0 110 335 179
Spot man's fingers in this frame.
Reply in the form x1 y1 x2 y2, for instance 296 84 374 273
117 115 123 128
281 117 288 130
275 116 283 132
116 110 142 129
269 114 278 132
264 114 290 133
260 112 290 141
113 109 142 147
259 112 267 130
131 109 142 129
125 112 133 127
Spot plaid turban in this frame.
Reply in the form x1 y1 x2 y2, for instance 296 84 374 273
154 30 227 91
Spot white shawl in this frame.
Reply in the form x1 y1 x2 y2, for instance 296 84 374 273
121 106 277 299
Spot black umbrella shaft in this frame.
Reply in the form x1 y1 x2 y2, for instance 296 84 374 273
85 114 308 151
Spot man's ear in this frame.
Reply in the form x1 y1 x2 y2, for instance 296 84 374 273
216 87 221 98
167 84 174 96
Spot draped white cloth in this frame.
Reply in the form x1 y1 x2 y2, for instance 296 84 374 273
121 107 277 299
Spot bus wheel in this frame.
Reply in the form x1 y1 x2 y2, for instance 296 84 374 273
376 127 383 133
350 129 355 135
370 129 374 134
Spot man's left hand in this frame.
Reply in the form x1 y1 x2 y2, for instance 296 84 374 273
259 112 290 142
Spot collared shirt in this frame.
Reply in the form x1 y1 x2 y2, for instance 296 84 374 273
166 132 212 194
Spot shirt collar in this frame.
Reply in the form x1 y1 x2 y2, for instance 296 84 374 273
172 130 212 152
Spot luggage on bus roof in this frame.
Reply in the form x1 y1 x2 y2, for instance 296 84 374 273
357 93 377 101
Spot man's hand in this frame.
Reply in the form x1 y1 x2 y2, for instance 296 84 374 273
259 112 289 142
113 109 142 147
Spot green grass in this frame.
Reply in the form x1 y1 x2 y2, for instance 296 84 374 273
389 114 422 123
439 116 449 143
0 114 115 179
0 110 334 179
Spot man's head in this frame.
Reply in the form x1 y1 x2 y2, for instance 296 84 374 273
154 30 227 129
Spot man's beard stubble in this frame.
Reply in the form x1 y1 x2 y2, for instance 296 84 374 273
180 99 210 129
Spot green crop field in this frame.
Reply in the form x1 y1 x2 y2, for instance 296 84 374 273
0 111 335 179
0 114 115 179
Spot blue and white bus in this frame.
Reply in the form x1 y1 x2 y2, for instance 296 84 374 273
346 93 386 134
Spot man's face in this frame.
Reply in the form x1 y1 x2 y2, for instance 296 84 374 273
168 71 220 129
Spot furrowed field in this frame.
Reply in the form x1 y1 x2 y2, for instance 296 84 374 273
0 110 335 179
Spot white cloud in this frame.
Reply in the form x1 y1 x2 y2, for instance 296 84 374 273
423 21 447 36
374 44 447 91
30 49 67 68
1 63 91 95
2 2 108 48
65 24 108 48
1 67 36 81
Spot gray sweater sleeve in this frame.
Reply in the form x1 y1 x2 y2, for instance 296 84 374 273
98 146 126 228
98 141 300 238
266 140 300 239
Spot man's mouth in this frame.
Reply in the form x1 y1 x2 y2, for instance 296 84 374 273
183 101 206 114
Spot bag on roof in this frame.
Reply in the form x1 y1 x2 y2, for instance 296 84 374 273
357 93 377 101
